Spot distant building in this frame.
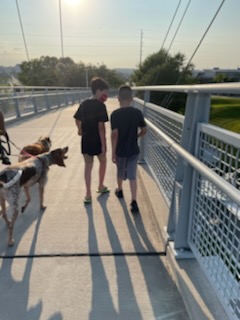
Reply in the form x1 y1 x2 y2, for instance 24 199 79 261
193 68 240 82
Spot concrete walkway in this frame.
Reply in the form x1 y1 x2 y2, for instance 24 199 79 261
0 98 189 320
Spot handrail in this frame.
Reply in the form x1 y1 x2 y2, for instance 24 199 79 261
0 90 89 101
145 118 240 206
0 86 85 90
132 82 240 94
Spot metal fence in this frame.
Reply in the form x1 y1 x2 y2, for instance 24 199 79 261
0 86 91 120
133 83 240 320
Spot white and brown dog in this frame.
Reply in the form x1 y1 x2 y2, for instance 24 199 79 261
0 147 68 246
18 136 52 162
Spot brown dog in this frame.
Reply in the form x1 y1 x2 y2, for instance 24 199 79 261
18 136 52 162
0 147 68 246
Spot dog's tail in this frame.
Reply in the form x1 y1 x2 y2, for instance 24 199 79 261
0 170 23 189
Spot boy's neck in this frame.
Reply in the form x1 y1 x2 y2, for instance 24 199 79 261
120 100 132 108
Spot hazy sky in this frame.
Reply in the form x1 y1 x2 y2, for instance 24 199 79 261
0 0 239 70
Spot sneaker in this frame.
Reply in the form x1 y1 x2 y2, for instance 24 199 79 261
130 200 139 213
115 189 124 199
2 156 11 165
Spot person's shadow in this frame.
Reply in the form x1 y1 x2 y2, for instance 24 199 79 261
85 202 120 319
0 211 43 320
95 195 143 319
0 202 64 320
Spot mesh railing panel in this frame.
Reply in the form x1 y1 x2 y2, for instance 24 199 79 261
190 124 240 320
134 98 183 204
145 127 178 203
145 105 183 144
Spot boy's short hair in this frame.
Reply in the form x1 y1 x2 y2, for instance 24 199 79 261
118 85 132 100
91 77 109 94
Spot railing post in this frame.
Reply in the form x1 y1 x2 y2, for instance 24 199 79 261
32 96 38 114
13 90 21 119
65 88 68 106
168 92 211 253
57 89 61 107
138 90 149 163
45 88 50 110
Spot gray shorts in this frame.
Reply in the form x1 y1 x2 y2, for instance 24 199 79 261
116 155 138 180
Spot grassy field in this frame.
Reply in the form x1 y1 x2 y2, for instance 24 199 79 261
210 96 240 134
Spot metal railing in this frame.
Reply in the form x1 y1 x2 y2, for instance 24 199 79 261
133 83 240 320
0 86 91 121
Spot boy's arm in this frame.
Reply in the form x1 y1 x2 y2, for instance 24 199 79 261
138 126 147 137
111 128 118 163
98 122 106 153
75 119 82 136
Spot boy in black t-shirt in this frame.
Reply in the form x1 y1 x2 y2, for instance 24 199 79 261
74 77 109 204
110 85 147 213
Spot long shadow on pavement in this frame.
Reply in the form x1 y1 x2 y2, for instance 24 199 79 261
0 214 43 320
85 195 149 319
117 199 190 320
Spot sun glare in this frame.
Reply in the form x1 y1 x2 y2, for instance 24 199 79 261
64 0 81 6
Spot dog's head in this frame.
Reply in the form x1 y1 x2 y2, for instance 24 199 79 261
38 136 52 151
50 147 68 167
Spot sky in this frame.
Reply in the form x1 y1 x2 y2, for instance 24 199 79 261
0 0 239 70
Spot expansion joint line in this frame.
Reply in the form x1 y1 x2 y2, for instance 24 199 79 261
1 252 167 259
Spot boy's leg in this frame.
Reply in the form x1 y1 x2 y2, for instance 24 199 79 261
115 157 125 198
117 176 123 191
129 179 137 202
83 154 93 198
129 179 139 213
127 155 139 213
97 152 107 190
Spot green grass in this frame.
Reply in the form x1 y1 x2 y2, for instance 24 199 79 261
210 96 240 134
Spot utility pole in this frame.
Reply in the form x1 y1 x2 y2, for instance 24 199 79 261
139 29 143 67
59 0 64 58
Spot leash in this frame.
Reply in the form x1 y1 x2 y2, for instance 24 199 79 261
6 103 65 158
0 132 11 156
8 138 38 159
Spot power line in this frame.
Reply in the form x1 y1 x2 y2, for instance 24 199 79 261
166 0 191 54
161 0 182 50
163 0 226 108
153 0 182 84
15 0 29 61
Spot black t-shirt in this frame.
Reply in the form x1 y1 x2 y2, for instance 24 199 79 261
74 99 108 155
110 106 146 157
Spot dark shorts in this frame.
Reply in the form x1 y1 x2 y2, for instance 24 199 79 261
116 155 138 180
83 153 106 164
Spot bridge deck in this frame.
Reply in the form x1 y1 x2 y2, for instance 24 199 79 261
0 98 189 319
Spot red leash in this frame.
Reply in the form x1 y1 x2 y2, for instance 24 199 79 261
8 139 36 158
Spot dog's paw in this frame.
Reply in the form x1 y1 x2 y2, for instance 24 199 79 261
8 239 15 247
21 205 27 213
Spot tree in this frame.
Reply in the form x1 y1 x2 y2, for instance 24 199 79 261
131 49 194 112
17 56 125 88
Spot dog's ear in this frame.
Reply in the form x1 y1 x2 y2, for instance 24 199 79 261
51 147 68 167
62 147 68 160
